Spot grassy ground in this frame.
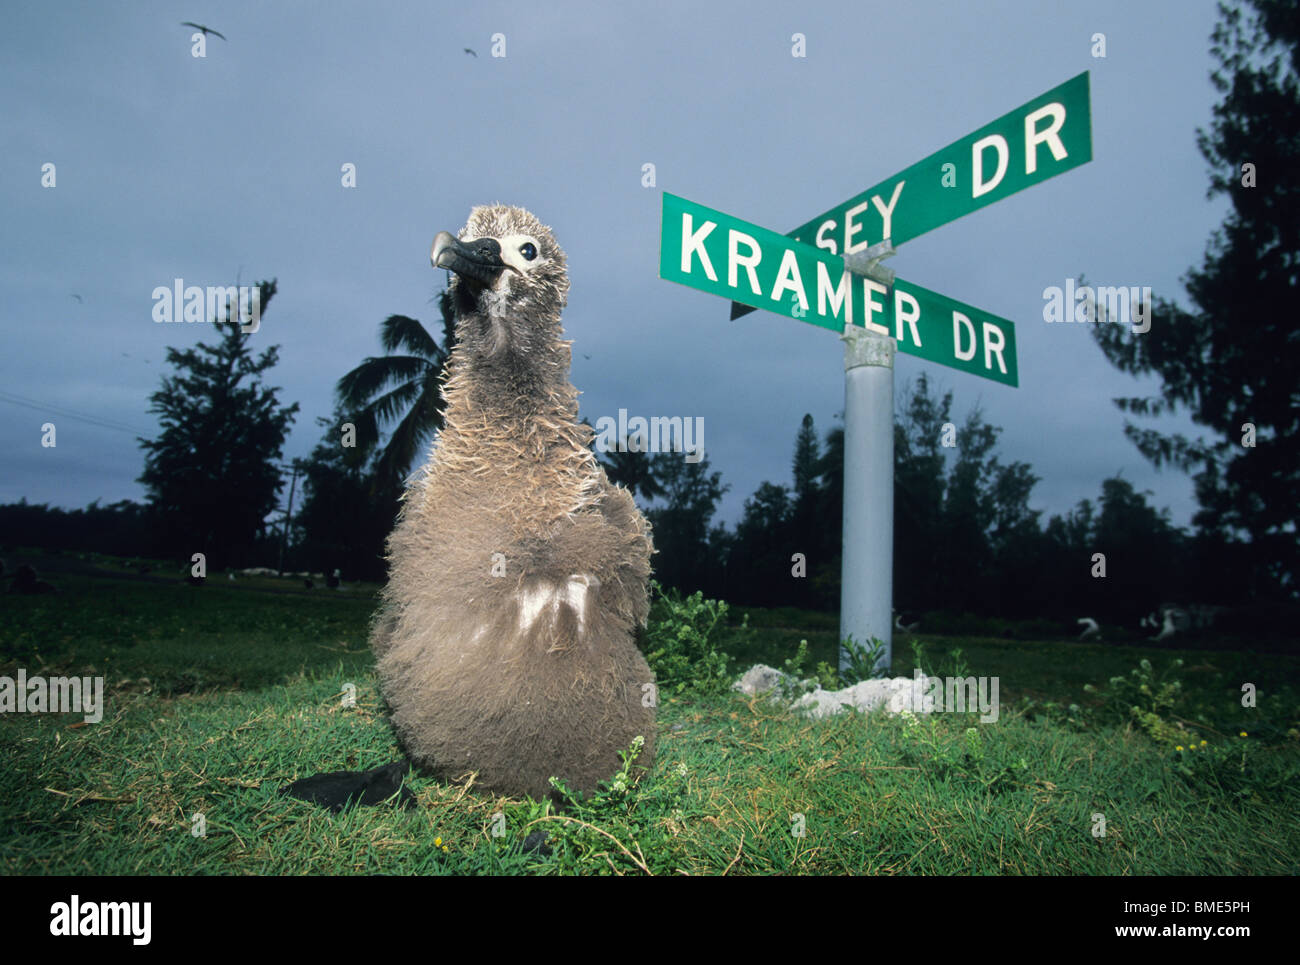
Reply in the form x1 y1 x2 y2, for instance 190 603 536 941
2 554 1298 875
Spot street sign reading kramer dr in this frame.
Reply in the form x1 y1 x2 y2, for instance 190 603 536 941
660 192 1019 387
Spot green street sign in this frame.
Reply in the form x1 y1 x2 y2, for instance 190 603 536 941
660 192 1018 387
732 71 1091 319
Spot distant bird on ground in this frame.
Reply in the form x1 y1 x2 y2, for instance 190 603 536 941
1077 617 1101 641
1139 611 1158 630
463 47 477 57
10 565 56 594
893 612 919 634
366 204 657 801
1151 610 1177 642
181 21 226 41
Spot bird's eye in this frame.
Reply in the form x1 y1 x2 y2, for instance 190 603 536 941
520 243 538 261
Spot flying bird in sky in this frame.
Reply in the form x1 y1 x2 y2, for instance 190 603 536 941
181 22 226 41
463 47 477 57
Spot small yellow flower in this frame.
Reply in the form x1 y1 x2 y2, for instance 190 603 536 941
1176 745 1184 752
441 845 449 853
1200 740 1207 746
434 836 442 847
1239 731 1248 738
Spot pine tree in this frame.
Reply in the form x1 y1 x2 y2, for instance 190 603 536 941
1091 0 1300 597
138 280 298 569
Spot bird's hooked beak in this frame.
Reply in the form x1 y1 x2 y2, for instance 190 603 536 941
431 231 510 287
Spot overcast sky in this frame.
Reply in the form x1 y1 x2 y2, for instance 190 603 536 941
1 0 1230 533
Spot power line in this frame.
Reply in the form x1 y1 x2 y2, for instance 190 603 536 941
0 389 152 436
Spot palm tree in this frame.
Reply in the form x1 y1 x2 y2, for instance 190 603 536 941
600 445 665 503
579 419 664 504
336 290 457 490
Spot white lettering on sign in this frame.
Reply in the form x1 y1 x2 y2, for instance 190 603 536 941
982 321 1008 374
894 289 922 347
771 249 808 311
811 181 905 256
681 214 717 280
953 312 977 361
669 203 1011 380
1024 103 1068 174
871 181 904 245
817 262 852 324
843 201 871 254
728 229 761 294
861 277 889 336
815 219 838 254
972 135 1009 198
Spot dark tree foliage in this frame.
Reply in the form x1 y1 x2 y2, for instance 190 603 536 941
1091 0 1300 598
137 280 298 570
1040 499 1099 619
1094 476 1187 618
625 380 1203 625
984 459 1044 616
643 451 729 596
812 420 845 606
731 480 795 604
292 408 401 582
790 414 833 607
791 413 821 516
337 290 458 491
596 439 665 502
0 498 164 559
718 414 839 609
890 375 1042 616
1037 478 1191 624
894 376 953 612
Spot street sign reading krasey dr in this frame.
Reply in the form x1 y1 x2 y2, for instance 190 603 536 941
731 71 1092 320
660 192 1019 387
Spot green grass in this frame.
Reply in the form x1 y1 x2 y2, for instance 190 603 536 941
2 562 1298 874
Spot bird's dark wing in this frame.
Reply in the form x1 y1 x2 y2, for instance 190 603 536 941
180 22 226 40
282 761 415 812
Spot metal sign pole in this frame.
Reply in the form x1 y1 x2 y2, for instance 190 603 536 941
839 241 897 675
